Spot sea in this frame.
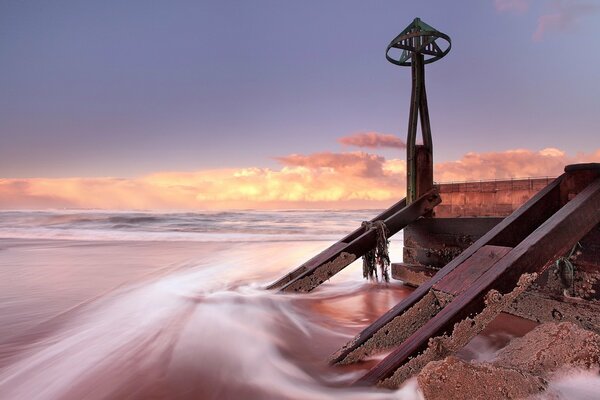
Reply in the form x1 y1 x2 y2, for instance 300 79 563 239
0 210 597 399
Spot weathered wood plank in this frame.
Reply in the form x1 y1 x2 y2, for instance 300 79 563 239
391 263 436 287
355 176 600 386
403 217 503 268
433 245 512 296
330 175 563 365
506 291 600 334
405 217 504 245
278 189 441 293
266 197 409 289
266 242 347 289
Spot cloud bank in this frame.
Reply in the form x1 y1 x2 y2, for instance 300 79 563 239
338 132 406 149
275 152 386 178
1 147 597 210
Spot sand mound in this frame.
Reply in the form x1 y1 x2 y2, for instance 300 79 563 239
493 322 600 377
418 322 600 400
418 356 545 400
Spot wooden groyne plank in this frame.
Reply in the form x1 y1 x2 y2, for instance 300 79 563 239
330 175 563 365
391 263 436 287
402 216 504 268
355 176 600 386
432 245 512 296
265 197 408 290
275 189 441 293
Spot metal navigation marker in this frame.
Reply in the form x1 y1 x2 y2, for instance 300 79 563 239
386 18 451 204
267 17 450 294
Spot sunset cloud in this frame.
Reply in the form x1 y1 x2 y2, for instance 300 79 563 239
338 132 406 149
275 152 386 178
533 1 598 41
1 148 597 210
434 147 597 182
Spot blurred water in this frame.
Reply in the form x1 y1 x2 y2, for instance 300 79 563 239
0 210 594 399
0 210 419 399
0 259 415 400
0 210 381 242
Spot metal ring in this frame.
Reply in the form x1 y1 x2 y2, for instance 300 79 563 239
386 31 451 66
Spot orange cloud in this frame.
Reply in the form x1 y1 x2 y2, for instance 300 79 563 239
1 147 597 210
275 151 386 178
434 147 599 182
338 132 406 149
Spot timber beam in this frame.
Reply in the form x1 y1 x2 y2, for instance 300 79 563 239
329 174 564 365
266 196 407 290
355 175 600 386
272 189 441 293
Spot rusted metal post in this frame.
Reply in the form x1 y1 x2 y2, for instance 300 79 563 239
415 145 433 209
386 18 450 203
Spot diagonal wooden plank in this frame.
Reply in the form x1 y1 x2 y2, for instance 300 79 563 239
330 175 563 364
266 197 408 289
355 176 600 386
433 245 512 296
278 189 441 293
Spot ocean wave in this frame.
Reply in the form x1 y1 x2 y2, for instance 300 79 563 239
0 210 404 243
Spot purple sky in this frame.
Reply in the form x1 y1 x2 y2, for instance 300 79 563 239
1 0 599 178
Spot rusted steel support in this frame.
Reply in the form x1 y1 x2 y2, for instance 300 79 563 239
330 175 563 365
272 189 441 293
386 18 450 204
355 175 600 386
405 53 432 204
415 145 433 205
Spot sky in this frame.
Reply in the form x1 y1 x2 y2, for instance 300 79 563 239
0 0 599 209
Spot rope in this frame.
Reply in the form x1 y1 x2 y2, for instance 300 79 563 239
361 220 390 282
